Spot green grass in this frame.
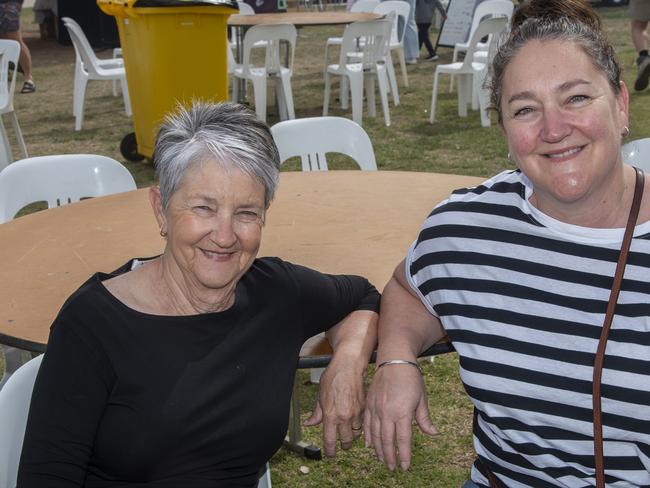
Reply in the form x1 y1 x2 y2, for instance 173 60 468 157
4 5 650 487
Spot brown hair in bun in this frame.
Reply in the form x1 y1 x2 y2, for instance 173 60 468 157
489 0 620 123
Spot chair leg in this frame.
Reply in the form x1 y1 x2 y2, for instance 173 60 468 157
9 111 28 159
479 82 491 127
274 79 287 121
74 76 88 131
458 74 469 117
72 61 84 116
340 75 349 110
348 72 364 125
365 74 376 118
323 72 331 116
251 76 267 122
377 67 391 127
396 47 408 88
0 116 13 168
430 71 441 123
232 75 240 103
121 76 132 117
471 72 480 111
279 73 295 120
386 56 399 106
449 47 460 93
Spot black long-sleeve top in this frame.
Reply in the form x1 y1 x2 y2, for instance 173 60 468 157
18 257 380 488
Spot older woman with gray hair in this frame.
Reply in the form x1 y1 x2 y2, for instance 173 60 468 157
18 102 380 487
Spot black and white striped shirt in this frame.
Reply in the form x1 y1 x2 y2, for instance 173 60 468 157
406 170 650 487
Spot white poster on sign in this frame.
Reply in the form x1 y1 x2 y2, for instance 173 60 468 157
436 0 486 48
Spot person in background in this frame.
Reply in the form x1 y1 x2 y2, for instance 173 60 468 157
630 0 650 91
400 0 421 64
18 102 380 487
364 0 650 486
0 0 34 93
415 0 446 61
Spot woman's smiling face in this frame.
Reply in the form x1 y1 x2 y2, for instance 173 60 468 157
500 39 629 215
153 161 266 295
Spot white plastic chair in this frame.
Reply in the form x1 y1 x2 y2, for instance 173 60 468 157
429 16 508 124
449 0 513 92
324 0 380 65
324 19 392 127
0 154 137 224
373 1 410 90
0 39 28 171
0 354 42 488
258 463 272 488
232 23 297 123
622 138 650 172
237 1 255 14
61 17 132 131
271 116 377 170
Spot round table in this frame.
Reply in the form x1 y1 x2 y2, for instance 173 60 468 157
0 170 482 352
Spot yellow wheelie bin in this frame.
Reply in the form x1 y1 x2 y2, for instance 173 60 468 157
97 0 238 161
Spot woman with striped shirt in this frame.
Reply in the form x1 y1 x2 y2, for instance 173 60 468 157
364 0 650 486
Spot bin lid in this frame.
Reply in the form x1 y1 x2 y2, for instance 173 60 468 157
132 0 237 8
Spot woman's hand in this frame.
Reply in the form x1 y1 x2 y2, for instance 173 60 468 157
303 310 378 457
363 363 438 471
304 352 367 456
361 262 446 470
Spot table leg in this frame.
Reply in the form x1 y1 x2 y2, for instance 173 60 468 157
283 372 322 460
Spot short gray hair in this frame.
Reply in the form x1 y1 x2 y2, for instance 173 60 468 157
153 102 281 209
490 0 621 123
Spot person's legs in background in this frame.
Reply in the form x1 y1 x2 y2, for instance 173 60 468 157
629 0 650 91
0 1 34 93
3 29 33 91
417 22 437 60
403 0 419 64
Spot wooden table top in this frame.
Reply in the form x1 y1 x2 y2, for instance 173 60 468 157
0 171 483 353
228 11 380 27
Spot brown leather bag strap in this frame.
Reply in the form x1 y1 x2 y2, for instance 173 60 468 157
593 167 645 488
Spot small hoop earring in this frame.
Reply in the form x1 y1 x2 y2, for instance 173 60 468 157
160 229 167 238
621 126 630 138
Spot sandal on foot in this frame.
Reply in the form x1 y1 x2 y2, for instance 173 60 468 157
20 81 35 94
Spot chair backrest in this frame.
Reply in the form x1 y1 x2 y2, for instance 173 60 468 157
0 40 20 114
61 17 102 76
237 1 256 14
242 23 297 75
0 354 43 488
350 0 379 13
271 116 377 171
465 0 513 43
459 16 508 70
0 154 137 223
622 138 650 172
373 0 410 45
339 18 391 71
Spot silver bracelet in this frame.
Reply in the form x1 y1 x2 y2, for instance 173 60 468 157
376 359 422 374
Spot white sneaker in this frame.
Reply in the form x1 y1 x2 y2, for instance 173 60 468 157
405 58 418 65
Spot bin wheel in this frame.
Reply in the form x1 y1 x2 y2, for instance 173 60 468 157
120 133 144 162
